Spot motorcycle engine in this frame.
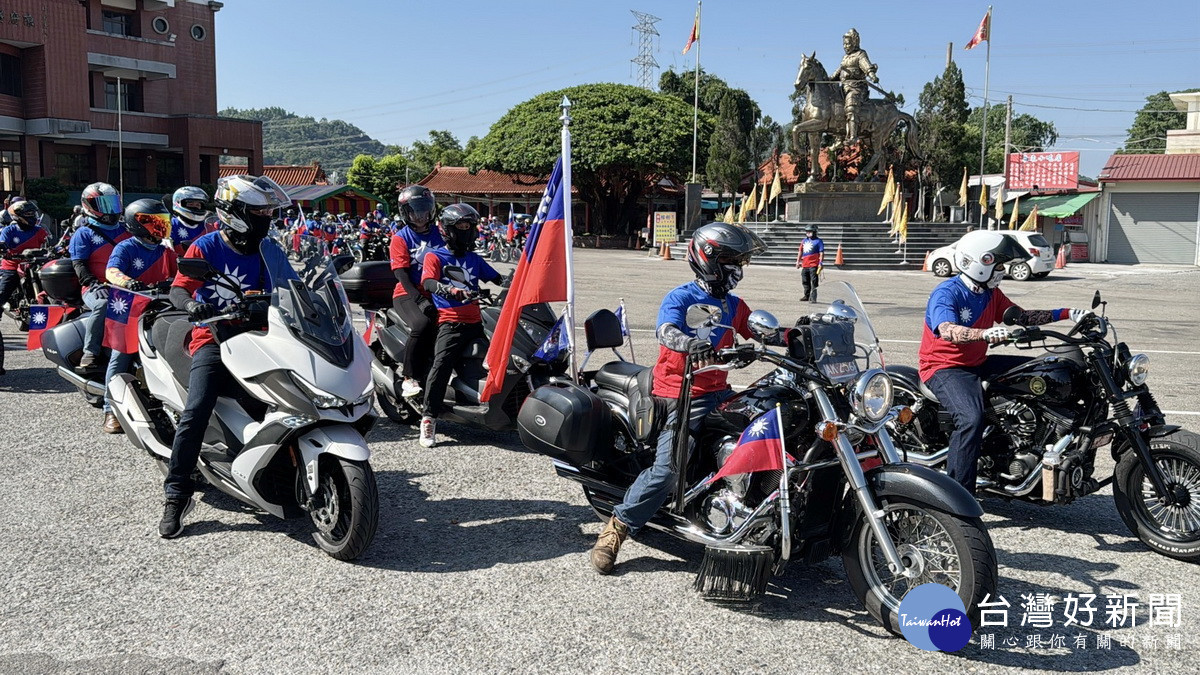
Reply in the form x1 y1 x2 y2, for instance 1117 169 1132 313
702 489 756 535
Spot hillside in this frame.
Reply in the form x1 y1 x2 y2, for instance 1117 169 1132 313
219 106 385 173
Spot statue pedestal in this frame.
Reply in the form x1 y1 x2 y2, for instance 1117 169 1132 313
784 182 886 222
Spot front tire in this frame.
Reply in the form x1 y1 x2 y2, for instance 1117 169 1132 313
1009 262 1032 281
309 456 378 561
931 259 953 277
1113 430 1200 561
843 500 997 636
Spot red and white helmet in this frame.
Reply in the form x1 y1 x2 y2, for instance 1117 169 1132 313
81 182 123 226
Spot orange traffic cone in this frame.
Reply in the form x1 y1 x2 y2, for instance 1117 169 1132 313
1055 246 1066 269
662 242 673 261
835 243 845 267
921 250 931 272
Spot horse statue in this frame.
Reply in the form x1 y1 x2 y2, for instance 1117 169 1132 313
792 52 921 182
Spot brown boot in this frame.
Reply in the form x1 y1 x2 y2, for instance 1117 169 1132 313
590 516 629 575
103 412 123 434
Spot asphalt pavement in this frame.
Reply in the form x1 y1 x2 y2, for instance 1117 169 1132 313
2 249 1199 674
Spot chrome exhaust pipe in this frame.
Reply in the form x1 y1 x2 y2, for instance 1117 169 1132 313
370 357 397 397
895 446 951 466
56 365 106 397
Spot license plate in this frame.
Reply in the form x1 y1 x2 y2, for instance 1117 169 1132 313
820 359 859 380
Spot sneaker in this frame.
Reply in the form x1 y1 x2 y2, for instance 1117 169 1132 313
419 416 437 448
102 412 123 434
401 378 423 398
590 516 629 575
159 496 195 539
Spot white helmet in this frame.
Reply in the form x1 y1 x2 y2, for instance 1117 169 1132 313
214 174 291 254
955 231 1027 286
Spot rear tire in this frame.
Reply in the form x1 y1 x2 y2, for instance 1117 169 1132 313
931 259 953 277
310 457 378 561
1009 262 1032 281
1113 430 1200 561
377 384 420 426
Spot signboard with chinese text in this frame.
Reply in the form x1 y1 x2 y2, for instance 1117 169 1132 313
1006 152 1079 191
653 212 678 245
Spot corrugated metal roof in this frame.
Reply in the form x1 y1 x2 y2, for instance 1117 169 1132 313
284 184 383 204
418 166 556 196
1099 154 1200 182
218 163 328 186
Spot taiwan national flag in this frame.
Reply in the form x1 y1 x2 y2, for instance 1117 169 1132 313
506 207 516 243
708 407 792 484
26 305 67 350
102 288 152 354
532 314 571 362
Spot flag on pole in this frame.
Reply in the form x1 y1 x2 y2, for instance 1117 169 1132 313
615 299 635 363
722 203 735 224
506 205 516 243
707 406 792 484
1019 204 1039 232
889 189 903 236
532 313 572 362
978 178 988 212
897 200 909 244
744 184 758 216
755 182 767 215
26 305 67 350
481 158 570 402
769 168 782 202
682 2 700 55
102 288 153 354
958 167 969 207
965 8 991 50
994 191 1004 223
1008 196 1020 230
878 166 895 215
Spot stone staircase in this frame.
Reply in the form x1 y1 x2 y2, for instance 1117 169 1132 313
668 220 967 269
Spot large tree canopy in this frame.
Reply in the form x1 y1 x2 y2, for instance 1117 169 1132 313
468 83 713 235
916 62 972 187
966 104 1058 174
1120 89 1200 154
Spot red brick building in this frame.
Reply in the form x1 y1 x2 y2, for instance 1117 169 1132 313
0 0 261 195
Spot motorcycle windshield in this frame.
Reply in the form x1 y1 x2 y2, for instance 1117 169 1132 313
817 280 885 371
261 238 355 367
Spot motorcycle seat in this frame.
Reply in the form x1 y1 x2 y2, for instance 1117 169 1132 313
151 312 195 388
384 309 412 333
595 361 660 443
595 360 645 393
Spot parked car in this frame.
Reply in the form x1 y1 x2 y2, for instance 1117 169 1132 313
928 230 1055 281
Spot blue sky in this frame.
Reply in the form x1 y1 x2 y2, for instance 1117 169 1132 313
215 0 1199 177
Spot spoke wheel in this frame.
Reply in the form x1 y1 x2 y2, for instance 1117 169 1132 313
931 259 953 277
1114 431 1200 561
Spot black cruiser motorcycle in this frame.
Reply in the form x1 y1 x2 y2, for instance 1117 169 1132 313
518 281 997 634
887 291 1200 561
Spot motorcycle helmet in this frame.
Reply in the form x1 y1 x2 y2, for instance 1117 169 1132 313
214 174 291 255
123 198 172 246
8 200 41 231
438 203 480 255
171 186 210 225
81 182 123 226
955 230 1027 288
805 224 818 236
687 222 768 298
398 185 436 233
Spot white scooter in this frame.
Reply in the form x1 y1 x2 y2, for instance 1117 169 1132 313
107 239 380 560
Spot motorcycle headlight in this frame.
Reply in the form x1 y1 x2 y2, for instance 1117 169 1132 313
290 374 349 409
511 354 531 372
850 369 893 423
1127 353 1150 387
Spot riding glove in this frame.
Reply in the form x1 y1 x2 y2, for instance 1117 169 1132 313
686 338 716 367
981 326 1010 343
186 300 218 321
125 280 147 292
1069 308 1093 323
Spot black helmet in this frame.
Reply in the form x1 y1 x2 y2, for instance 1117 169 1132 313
123 199 171 245
687 222 767 298
438 203 480 255
8 200 41 231
805 224 818 235
398 185 436 232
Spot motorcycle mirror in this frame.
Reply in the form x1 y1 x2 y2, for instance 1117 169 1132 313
178 257 216 281
685 303 721 329
747 310 780 341
332 254 355 275
1092 290 1102 309
1002 306 1023 326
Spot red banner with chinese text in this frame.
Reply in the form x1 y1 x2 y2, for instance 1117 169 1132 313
1006 152 1079 191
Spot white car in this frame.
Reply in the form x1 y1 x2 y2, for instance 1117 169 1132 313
928 231 1056 281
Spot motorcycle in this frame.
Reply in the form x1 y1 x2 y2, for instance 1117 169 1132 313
887 291 1200 561
105 239 380 560
2 247 54 331
354 229 390 263
518 281 997 633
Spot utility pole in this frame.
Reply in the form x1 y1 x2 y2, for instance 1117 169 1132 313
630 11 661 90
999 95 1012 229
116 75 124 199
946 42 953 68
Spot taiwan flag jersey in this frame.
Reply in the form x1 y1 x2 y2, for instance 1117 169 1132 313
390 226 446 298
420 249 500 324
918 276 1016 381
0 224 48 271
69 221 131 283
799 236 824 268
651 282 753 399
172 232 282 354
107 239 178 285
169 216 217 256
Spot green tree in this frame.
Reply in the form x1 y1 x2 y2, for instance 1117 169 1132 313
706 93 750 203
468 83 714 235
749 115 784 167
407 130 467 178
965 104 1058 174
346 153 410 210
1120 89 1200 154
916 61 972 187
660 68 760 139
220 106 385 173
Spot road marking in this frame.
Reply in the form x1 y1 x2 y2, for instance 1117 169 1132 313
1165 411 1200 417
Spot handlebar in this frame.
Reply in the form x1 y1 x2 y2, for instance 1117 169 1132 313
1006 315 1108 348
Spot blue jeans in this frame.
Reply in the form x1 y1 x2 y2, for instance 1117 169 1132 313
926 355 1029 493
103 350 135 413
614 389 732 533
82 285 109 357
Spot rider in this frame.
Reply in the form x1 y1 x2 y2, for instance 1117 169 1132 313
389 185 445 401
796 224 824 303
101 199 178 434
918 230 1091 495
70 182 130 371
418 203 504 449
0 200 48 376
167 186 216 256
828 28 878 143
159 174 294 539
590 222 767 575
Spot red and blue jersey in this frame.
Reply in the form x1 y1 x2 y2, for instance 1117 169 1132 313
172 232 275 354
170 216 217 256
322 222 338 242
107 239 178 285
0 224 48 271
420 248 500 324
390 226 445 298
799 236 824 268
918 276 1016 381
68 220 131 283
651 281 753 398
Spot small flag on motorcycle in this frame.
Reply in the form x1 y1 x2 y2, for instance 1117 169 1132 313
533 313 571 362
363 309 376 345
615 299 635 363
103 288 153 354
26 304 67 350
708 406 794 484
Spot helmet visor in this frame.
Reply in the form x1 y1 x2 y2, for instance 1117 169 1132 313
92 193 123 215
135 212 171 239
991 235 1031 266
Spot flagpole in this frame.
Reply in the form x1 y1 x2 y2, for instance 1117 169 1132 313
560 96 578 383
775 402 791 560
977 5 992 228
690 0 701 182
620 297 635 363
